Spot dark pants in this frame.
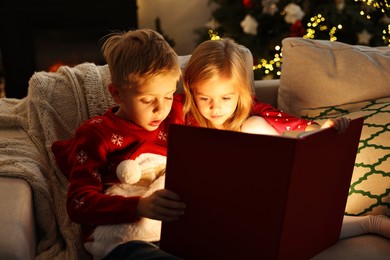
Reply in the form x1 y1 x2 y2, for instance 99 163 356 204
103 240 182 260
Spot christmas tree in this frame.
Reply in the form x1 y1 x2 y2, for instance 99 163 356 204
196 0 390 79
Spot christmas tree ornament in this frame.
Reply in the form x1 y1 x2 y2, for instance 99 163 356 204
335 0 345 12
240 14 259 35
242 0 254 9
289 20 305 37
262 0 279 15
357 29 373 45
283 3 305 24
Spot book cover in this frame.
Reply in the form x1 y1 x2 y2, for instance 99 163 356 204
160 117 364 260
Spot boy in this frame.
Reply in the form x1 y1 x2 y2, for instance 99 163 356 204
52 29 185 259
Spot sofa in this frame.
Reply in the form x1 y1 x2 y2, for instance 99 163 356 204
0 37 390 259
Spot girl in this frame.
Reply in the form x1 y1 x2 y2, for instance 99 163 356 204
181 38 348 134
180 38 390 240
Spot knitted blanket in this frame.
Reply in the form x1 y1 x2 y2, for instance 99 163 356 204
0 63 114 259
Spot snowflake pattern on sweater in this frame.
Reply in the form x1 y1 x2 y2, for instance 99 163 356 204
251 97 315 134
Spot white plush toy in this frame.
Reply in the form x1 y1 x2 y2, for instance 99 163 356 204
84 153 167 259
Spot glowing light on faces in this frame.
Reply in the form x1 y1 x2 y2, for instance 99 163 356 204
194 77 239 130
115 72 178 131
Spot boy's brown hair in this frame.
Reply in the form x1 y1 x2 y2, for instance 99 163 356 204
102 29 180 89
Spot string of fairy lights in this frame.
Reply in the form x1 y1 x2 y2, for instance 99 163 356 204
208 0 390 78
358 0 390 46
360 0 390 14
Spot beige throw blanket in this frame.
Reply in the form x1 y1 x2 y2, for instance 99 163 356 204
0 63 114 259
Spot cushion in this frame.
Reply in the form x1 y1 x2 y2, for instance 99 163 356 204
278 37 390 117
277 38 390 216
301 97 390 216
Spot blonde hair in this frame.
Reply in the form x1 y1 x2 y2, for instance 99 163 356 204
182 39 254 131
102 29 180 89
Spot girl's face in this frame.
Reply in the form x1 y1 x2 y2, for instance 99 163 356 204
111 72 178 131
193 77 239 130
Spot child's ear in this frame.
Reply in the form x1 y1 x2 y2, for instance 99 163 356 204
108 84 122 104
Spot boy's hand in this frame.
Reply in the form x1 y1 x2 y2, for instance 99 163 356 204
321 117 350 134
137 189 186 222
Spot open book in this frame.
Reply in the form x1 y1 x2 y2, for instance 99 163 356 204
160 117 364 260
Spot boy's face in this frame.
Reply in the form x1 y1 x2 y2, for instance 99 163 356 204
193 76 239 130
112 72 178 131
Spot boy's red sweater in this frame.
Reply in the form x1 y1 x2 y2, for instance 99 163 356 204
51 100 183 243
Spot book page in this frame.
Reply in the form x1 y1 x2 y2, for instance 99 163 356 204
282 127 326 139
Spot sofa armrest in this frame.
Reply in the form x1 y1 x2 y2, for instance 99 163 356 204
253 79 280 108
0 177 36 260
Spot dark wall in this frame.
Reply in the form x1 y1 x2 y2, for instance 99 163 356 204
0 0 138 98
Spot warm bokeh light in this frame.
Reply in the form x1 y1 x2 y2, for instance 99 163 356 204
207 0 390 78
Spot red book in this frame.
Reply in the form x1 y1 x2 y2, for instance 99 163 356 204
160 117 364 260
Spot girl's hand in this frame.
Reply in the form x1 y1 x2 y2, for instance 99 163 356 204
321 117 350 134
137 189 186 222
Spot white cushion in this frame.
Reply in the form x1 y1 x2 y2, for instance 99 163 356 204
278 37 390 116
